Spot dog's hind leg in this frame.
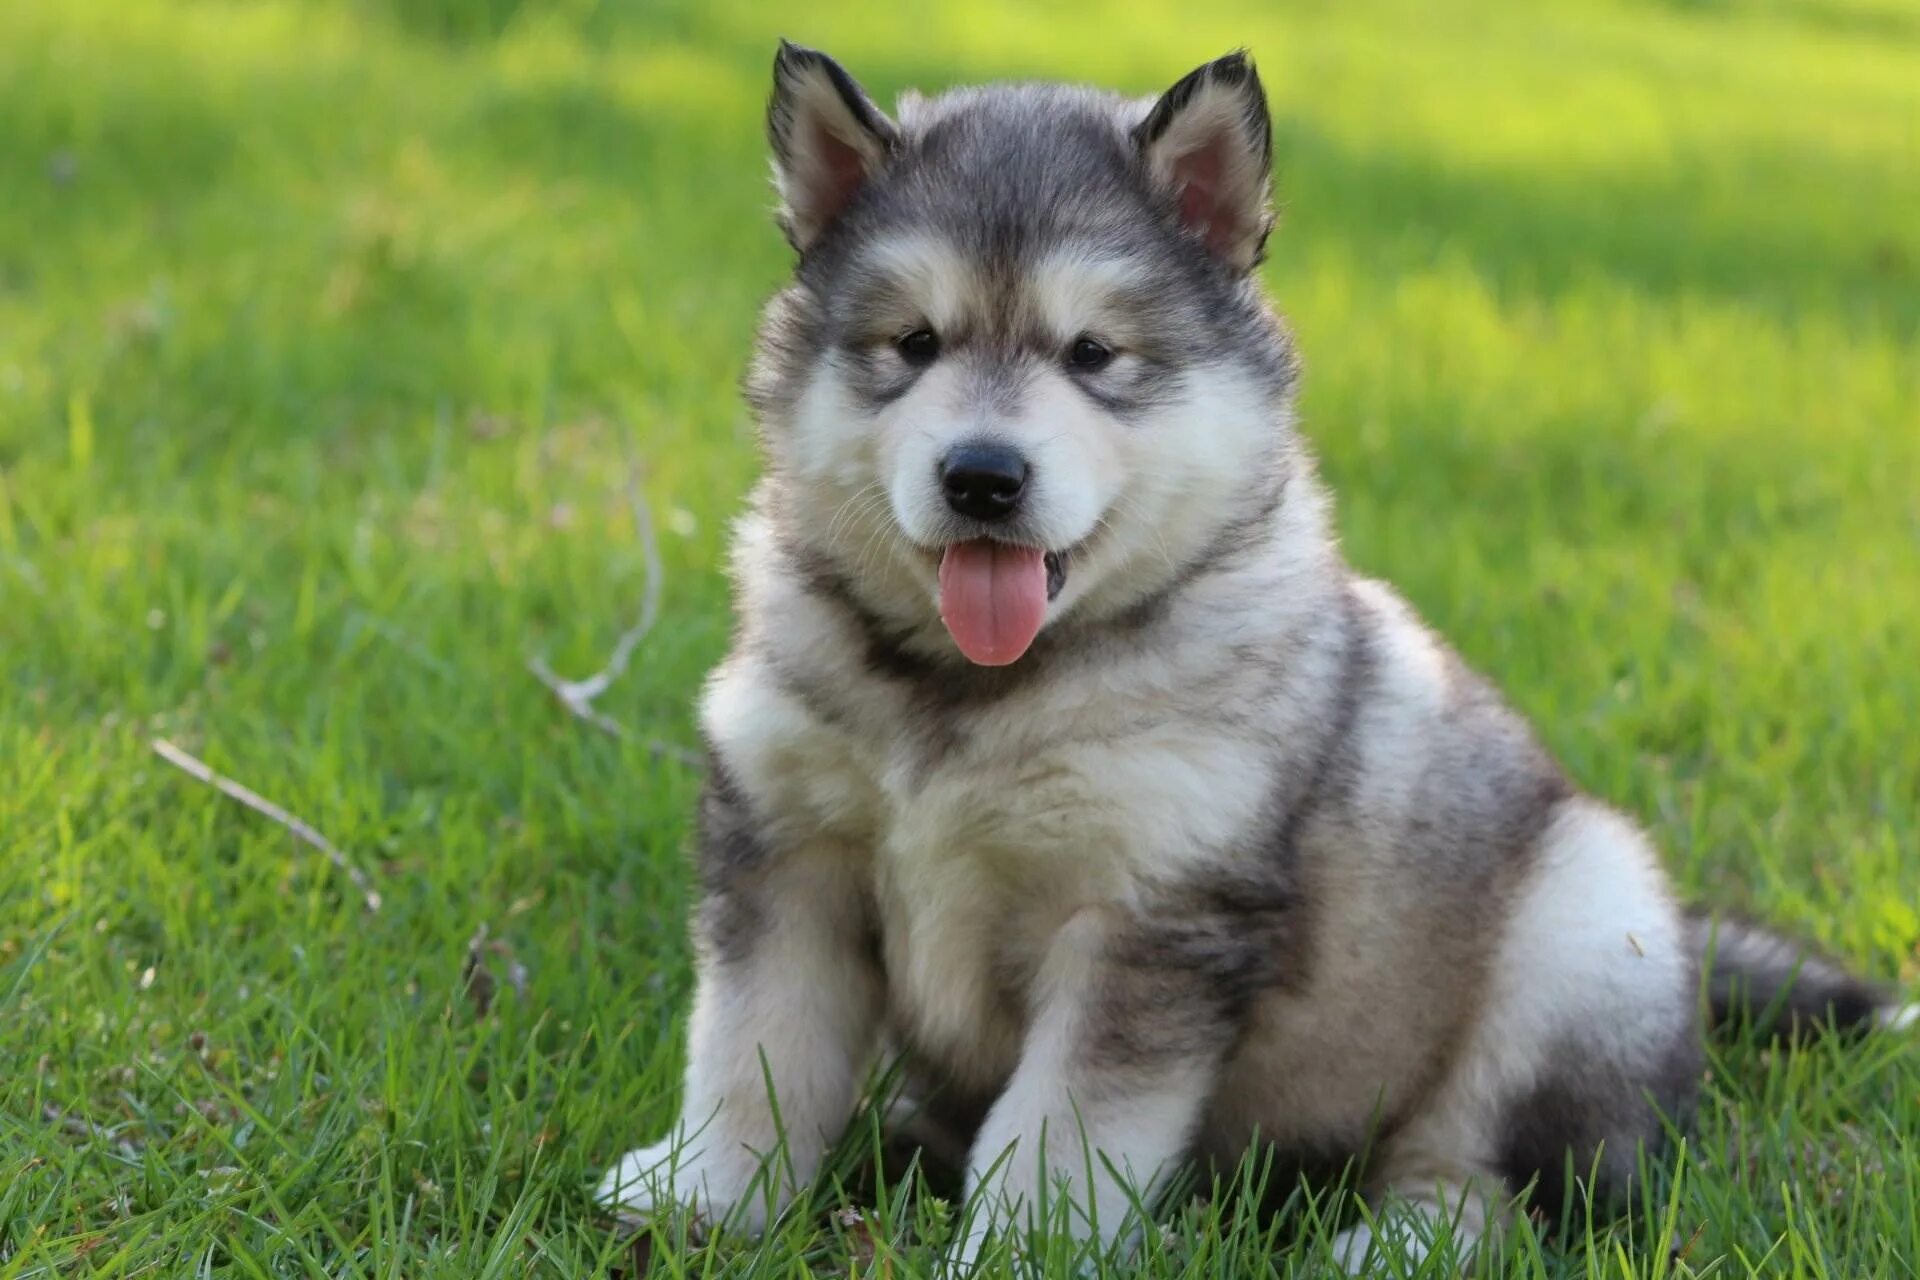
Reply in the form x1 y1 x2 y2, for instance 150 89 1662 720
1332 800 1702 1272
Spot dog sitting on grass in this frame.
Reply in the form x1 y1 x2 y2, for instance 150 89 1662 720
598 42 1913 1270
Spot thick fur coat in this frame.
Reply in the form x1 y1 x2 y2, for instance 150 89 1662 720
598 44 1909 1270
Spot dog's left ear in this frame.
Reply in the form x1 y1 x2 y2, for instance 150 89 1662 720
1133 52 1274 271
768 41 898 252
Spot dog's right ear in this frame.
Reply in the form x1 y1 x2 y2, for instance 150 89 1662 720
768 41 897 252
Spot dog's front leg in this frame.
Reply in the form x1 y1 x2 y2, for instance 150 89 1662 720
952 907 1236 1267
598 799 881 1235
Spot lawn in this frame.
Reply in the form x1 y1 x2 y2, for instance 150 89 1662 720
2 0 1917 1274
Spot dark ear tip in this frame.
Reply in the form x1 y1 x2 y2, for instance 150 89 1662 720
1207 49 1257 83
774 39 823 75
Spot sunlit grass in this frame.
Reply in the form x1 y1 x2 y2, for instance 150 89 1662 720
1 0 1915 1274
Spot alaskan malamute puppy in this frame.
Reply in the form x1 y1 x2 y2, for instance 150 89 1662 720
600 43 1910 1269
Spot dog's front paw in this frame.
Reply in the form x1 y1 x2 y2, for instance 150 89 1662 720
1328 1215 1439 1276
1327 1222 1378 1274
942 1210 1112 1280
595 1138 685 1224
596 1131 779 1235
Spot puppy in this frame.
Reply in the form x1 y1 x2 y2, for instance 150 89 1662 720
599 43 1909 1270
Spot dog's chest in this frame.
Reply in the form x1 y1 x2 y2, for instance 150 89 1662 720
709 657 1279 1088
859 722 1269 1091
861 746 1145 1086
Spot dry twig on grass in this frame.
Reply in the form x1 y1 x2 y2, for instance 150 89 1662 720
529 472 701 767
150 738 382 912
461 921 529 1017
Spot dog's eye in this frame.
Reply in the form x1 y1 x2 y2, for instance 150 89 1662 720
1068 337 1112 371
896 329 941 366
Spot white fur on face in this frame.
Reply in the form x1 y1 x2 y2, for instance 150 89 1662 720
782 236 1286 629
1025 247 1160 341
1019 247 1287 616
865 239 1133 559
861 233 975 336
881 362 1123 555
1065 359 1278 622
781 358 936 621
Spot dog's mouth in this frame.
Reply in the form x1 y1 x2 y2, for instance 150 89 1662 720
935 541 1068 667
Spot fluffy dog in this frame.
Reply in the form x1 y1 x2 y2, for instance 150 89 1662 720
599 43 1911 1270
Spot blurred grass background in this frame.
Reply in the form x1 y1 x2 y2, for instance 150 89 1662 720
1 0 1916 1274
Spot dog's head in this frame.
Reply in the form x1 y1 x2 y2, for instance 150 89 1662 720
750 44 1299 666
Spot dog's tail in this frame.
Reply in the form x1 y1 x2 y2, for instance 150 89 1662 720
1689 911 1914 1041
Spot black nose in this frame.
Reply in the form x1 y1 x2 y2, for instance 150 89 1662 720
940 444 1028 522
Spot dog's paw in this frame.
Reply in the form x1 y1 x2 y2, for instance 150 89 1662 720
941 1211 1112 1280
1328 1216 1439 1276
942 1216 992 1276
596 1139 684 1224
596 1132 777 1235
1328 1223 1378 1274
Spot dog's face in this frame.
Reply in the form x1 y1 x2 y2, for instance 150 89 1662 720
750 46 1298 666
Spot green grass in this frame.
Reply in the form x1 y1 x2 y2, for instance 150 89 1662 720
2 0 1917 1274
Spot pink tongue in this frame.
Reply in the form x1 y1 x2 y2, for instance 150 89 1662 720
938 540 1049 666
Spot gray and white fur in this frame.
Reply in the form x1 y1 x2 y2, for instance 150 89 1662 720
598 43 1913 1269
